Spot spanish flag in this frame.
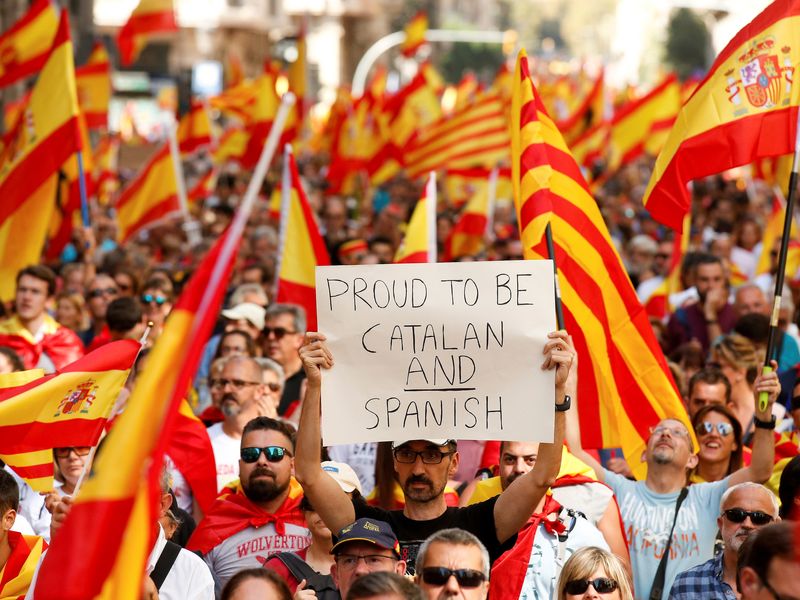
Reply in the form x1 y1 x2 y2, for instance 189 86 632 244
395 173 437 263
35 222 241 600
644 213 691 319
0 0 58 88
0 11 82 227
645 0 800 230
225 50 245 87
0 340 140 491
570 120 610 171
93 133 120 206
188 167 217 203
511 49 688 479
0 531 46 599
115 144 181 243
401 10 428 57
757 191 798 274
210 78 258 123
443 169 495 261
443 166 512 209
177 99 212 155
556 69 605 145
116 0 178 67
276 148 331 331
75 41 111 130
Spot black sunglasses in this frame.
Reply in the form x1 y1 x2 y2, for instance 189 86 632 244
240 446 292 463
141 293 168 306
262 326 297 340
88 287 118 299
564 577 618 595
420 567 486 588
723 508 774 526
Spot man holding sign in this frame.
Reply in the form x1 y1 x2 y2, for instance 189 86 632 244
295 329 572 574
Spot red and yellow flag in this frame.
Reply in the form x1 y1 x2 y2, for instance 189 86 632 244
395 173 437 263
177 99 212 155
511 49 688 479
188 167 217 203
0 531 46 599
93 133 120 205
0 11 82 227
115 144 180 243
0 0 58 88
117 0 178 67
36 217 241 600
645 0 800 230
225 50 245 87
608 74 681 172
166 399 218 512
0 340 140 491
75 41 111 130
443 169 497 260
276 149 331 331
570 120 610 170
556 69 605 145
401 10 428 57
644 213 691 319
757 190 799 274
443 166 511 208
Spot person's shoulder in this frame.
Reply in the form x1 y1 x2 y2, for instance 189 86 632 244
669 556 717 595
689 477 729 499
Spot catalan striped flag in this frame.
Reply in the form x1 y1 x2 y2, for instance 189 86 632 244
645 0 800 230
275 148 331 331
117 0 177 67
0 10 82 227
608 74 681 172
395 173 437 263
75 41 111 130
35 218 242 600
511 49 688 479
0 0 58 88
177 99 213 155
403 90 509 178
401 10 428 57
0 532 46 599
0 340 139 491
115 144 181 243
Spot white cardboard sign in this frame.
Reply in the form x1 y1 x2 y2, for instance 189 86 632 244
315 260 556 445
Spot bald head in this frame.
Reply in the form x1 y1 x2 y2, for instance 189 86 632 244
734 284 769 318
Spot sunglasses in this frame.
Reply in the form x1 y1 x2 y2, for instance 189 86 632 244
696 421 734 437
262 326 297 340
88 287 118 299
564 577 619 595
141 293 168 306
420 567 486 588
240 446 292 463
723 508 774 526
55 446 91 458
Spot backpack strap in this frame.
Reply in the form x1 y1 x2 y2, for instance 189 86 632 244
648 487 689 600
270 551 320 583
150 540 182 591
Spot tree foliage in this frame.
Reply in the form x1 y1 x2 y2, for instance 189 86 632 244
665 8 712 81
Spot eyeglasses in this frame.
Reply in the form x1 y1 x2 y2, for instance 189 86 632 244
266 382 281 392
420 567 486 588
262 326 297 340
564 578 619 595
141 293 168 306
336 554 396 571
723 508 774 526
393 447 454 464
240 446 292 463
214 378 261 390
87 287 118 299
55 446 91 458
650 425 690 439
695 421 734 437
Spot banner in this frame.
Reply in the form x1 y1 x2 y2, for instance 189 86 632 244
316 261 556 445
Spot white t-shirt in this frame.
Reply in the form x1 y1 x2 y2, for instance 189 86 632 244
5 466 51 540
204 522 311 595
207 423 241 492
147 524 215 600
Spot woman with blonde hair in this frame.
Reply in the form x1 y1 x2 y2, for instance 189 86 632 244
55 292 89 333
557 547 633 600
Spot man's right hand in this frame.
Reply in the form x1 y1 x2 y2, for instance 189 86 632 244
299 332 334 387
50 495 74 540
703 287 727 318
294 579 317 599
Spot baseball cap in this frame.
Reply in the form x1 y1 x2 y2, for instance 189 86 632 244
221 302 266 330
322 461 362 494
392 439 456 449
331 518 401 557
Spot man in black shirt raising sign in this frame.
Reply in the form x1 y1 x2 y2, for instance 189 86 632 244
295 330 571 574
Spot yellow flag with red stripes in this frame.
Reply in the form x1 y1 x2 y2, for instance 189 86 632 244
395 173 437 264
117 0 177 66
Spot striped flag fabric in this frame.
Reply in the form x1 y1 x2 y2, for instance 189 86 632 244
443 169 497 260
555 69 605 145
570 121 610 171
177 99 213 155
0 10 82 226
511 49 688 479
116 0 178 66
403 89 509 178
115 144 181 243
166 399 218 512
188 167 217 203
75 41 111 130
0 532 46 599
645 0 800 230
275 148 331 331
0 340 140 491
0 0 58 88
395 173 437 263
401 10 428 57
93 133 120 205
643 213 691 319
443 166 511 208
35 219 242 600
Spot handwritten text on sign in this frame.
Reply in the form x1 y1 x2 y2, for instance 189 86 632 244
316 261 556 445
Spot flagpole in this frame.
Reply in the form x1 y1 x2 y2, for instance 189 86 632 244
76 150 90 227
761 122 800 411
545 222 565 330
167 119 201 247
426 171 437 263
274 143 292 297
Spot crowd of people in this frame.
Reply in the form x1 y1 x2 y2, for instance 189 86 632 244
0 153 800 600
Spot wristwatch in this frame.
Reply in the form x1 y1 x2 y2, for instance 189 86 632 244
555 394 571 412
754 414 776 430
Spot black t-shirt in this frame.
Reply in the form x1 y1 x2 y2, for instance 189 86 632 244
278 368 306 416
353 496 514 575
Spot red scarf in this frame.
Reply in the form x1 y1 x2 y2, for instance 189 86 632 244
187 483 306 555
0 316 83 370
0 531 47 599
